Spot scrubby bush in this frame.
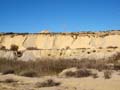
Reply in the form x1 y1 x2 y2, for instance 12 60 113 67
75 68 92 78
0 46 6 50
4 78 17 83
65 71 76 77
107 46 118 49
114 63 120 70
87 52 90 54
92 50 96 53
10 44 19 51
108 52 120 63
59 68 92 78
35 79 61 88
20 70 37 77
104 70 112 79
2 69 15 75
92 73 98 79
66 46 70 49
16 51 23 57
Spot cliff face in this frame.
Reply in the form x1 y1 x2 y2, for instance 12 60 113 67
1 31 120 50
0 31 120 60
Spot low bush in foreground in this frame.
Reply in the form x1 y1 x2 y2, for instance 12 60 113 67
75 69 92 78
35 79 61 88
65 71 76 77
104 70 112 79
61 68 92 78
92 73 98 78
4 78 18 83
20 70 37 77
2 68 15 75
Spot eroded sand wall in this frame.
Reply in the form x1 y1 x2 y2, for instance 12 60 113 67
0 31 120 60
0 33 120 50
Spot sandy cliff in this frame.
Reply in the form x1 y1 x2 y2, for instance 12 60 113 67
0 30 120 60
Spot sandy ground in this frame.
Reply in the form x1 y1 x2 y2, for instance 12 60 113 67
0 71 120 90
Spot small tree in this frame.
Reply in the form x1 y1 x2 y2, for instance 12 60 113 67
10 44 19 51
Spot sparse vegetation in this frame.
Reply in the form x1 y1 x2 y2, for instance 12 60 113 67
10 35 15 38
10 44 19 51
0 45 6 50
0 52 120 77
48 54 51 56
16 51 23 57
87 51 90 54
107 46 118 49
2 68 15 75
60 52 62 56
104 70 112 79
20 70 37 77
0 58 97 76
4 78 17 83
92 73 98 78
0 58 108 76
75 68 92 78
92 50 96 53
114 63 120 70
59 68 92 78
66 46 70 49
35 79 61 88
107 50 111 52
65 71 76 77
26 47 39 50
98 47 102 49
